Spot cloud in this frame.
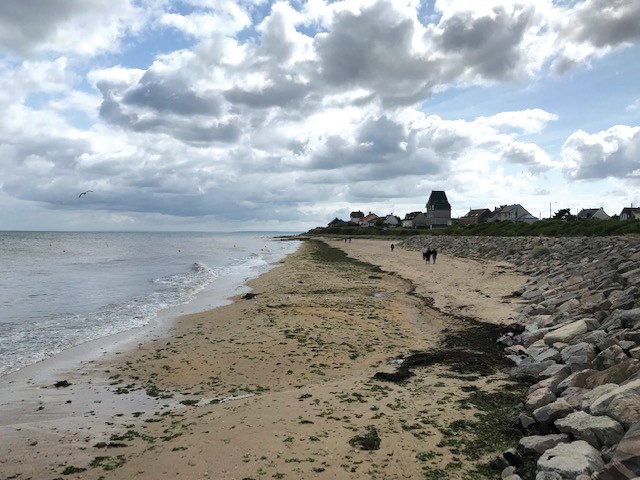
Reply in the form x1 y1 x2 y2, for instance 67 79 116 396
552 0 640 72
562 125 640 180
0 0 147 57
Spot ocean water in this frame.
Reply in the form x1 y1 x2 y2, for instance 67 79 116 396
0 231 300 376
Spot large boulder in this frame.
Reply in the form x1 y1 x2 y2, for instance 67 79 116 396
605 394 640 429
594 345 629 371
555 411 624 448
581 384 619 411
609 422 640 474
561 342 598 372
537 440 605 479
526 387 557 412
533 398 574 425
519 434 571 455
544 320 591 346
590 378 640 416
585 359 640 389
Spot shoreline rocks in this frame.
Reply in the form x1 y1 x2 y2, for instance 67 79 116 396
404 235 640 479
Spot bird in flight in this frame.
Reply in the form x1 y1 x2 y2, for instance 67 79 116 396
78 190 93 198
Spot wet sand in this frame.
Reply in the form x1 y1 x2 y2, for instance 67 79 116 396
0 237 526 479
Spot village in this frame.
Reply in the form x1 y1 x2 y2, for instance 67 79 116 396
327 190 640 229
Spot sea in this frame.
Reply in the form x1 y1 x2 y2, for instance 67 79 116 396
0 231 301 377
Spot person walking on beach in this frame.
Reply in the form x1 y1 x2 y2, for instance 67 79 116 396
432 246 438 264
425 248 432 264
422 245 428 261
390 243 395 252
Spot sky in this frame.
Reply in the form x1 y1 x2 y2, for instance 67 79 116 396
1 0 639 232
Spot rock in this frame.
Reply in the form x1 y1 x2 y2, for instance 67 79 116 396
609 422 640 474
590 378 640 416
585 359 640 389
519 434 571 455
544 320 591 346
557 370 597 393
537 440 605 480
555 411 624 448
593 460 637 480
518 413 537 431
594 345 629 371
502 465 517 478
533 398 574 425
510 359 558 380
561 342 598 372
561 387 589 409
535 472 563 480
527 388 557 412
605 394 640 429
582 384 619 411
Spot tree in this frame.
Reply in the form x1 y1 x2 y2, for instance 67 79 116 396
553 208 574 221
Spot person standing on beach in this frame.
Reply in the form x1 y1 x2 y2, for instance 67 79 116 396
390 243 395 252
432 247 438 264
422 245 428 261
425 248 432 264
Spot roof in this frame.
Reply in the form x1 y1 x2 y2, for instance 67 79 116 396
403 211 424 220
350 211 364 218
463 208 491 218
426 190 451 210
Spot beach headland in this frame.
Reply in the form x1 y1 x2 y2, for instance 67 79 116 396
0 237 527 480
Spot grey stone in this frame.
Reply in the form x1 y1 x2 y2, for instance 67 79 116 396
561 387 589 409
590 378 640 415
582 384 619 412
533 398 574 425
535 472 563 480
605 394 640 429
555 411 624 448
502 465 517 478
537 440 605 480
610 422 640 473
544 320 591 346
561 342 598 372
594 345 629 371
585 359 640 389
593 460 637 480
557 370 597 393
519 434 571 455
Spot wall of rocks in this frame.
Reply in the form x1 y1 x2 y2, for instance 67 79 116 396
404 235 640 480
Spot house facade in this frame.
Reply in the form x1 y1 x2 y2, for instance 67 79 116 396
459 208 492 224
425 191 452 228
577 208 610 220
620 207 640 220
350 211 364 224
489 204 538 223
383 214 401 227
361 213 379 227
402 212 428 228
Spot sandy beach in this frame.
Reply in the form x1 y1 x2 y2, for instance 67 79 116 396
0 237 527 480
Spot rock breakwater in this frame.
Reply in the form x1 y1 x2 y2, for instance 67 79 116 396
404 235 640 479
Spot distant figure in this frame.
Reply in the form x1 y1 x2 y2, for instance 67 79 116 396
344 237 347 243
390 243 395 252
432 247 438 264
421 245 428 261
425 248 432 264
348 237 352 243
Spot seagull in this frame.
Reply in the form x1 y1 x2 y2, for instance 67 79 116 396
78 190 93 198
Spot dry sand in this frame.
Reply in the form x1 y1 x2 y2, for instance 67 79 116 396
0 237 526 480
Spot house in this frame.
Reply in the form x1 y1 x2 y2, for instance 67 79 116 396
489 204 538 224
619 207 640 220
425 191 452 228
402 212 428 228
383 214 401 227
577 208 610 220
459 208 492 224
327 217 349 227
350 211 365 224
361 212 379 227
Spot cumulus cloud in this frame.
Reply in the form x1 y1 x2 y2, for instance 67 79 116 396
0 0 147 57
562 125 640 180
1 0 639 229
